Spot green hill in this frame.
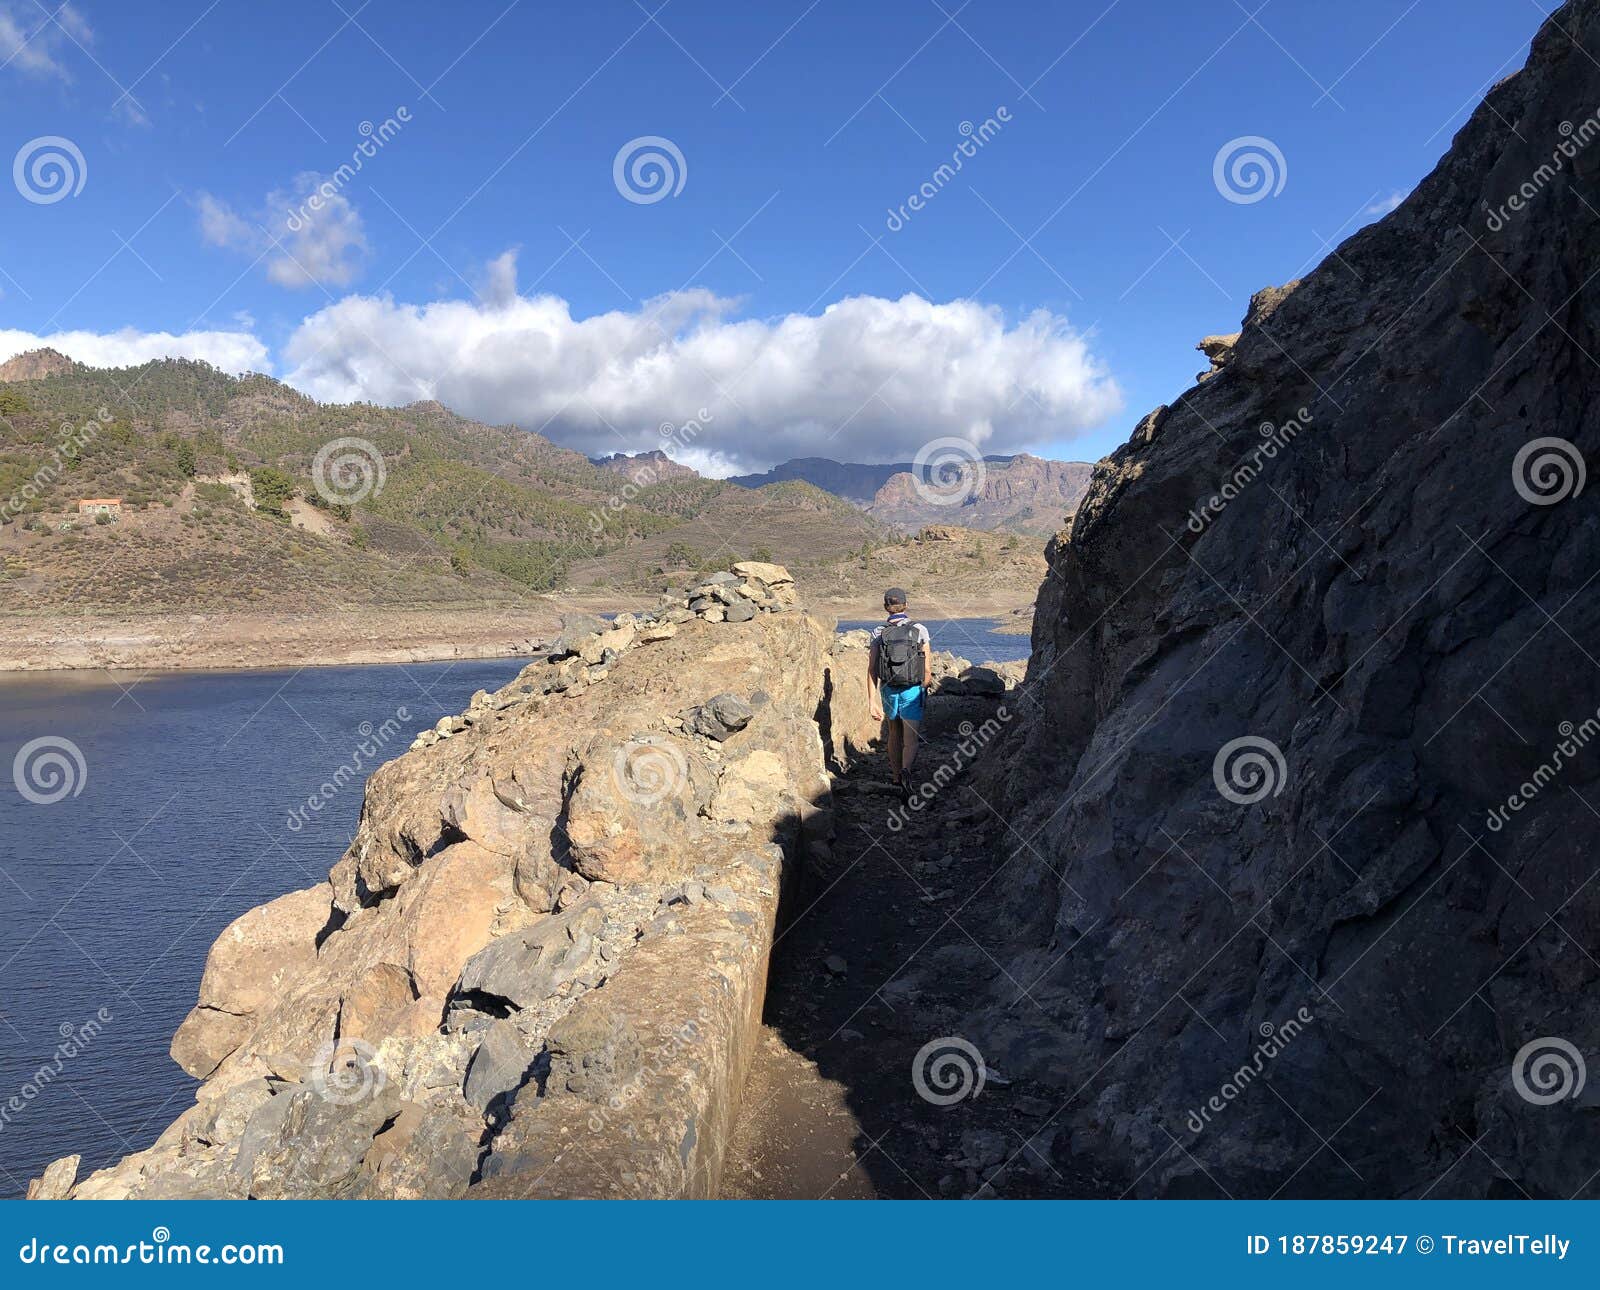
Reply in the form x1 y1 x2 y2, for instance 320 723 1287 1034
0 355 887 612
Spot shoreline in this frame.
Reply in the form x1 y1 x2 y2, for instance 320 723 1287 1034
0 594 1036 675
0 606 566 675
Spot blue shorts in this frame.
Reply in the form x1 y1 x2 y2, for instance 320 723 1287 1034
881 683 924 723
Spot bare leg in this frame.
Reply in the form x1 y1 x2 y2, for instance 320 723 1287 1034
886 718 904 782
901 720 920 778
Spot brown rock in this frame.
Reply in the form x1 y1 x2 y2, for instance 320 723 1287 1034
731 560 794 586
564 733 717 883
195 884 330 1017
337 962 416 1043
25 1154 79 1200
440 775 530 857
171 1006 254 1079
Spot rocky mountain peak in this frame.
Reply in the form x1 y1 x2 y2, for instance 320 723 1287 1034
867 453 1094 537
592 449 699 485
0 348 75 382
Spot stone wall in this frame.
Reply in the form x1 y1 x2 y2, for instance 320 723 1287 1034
50 564 853 1200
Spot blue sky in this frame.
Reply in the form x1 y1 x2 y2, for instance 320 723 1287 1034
0 0 1554 471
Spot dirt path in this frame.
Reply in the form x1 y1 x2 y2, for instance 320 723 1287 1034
719 698 1111 1199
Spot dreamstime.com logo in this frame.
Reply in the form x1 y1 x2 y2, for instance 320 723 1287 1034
284 108 411 233
1484 709 1600 833
1511 1036 1587 1106
611 735 689 806
910 437 985 507
586 1007 713 1134
1211 735 1287 805
18 1228 284 1266
613 135 687 204
285 709 410 832
12 736 87 805
887 709 1011 833
884 108 1011 232
13 135 86 204
311 436 387 506
1512 436 1586 506
309 1037 386 1105
911 1035 987 1106
1213 135 1287 205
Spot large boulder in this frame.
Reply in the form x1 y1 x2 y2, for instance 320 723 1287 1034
26 1155 79 1200
242 1083 403 1199
455 900 605 1012
462 1019 537 1112
688 693 754 741
169 884 331 1078
194 884 329 1017
171 1008 254 1080
351 1102 482 1199
552 612 607 656
731 561 793 586
562 734 717 883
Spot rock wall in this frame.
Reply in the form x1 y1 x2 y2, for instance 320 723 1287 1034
52 564 849 1200
972 0 1600 1197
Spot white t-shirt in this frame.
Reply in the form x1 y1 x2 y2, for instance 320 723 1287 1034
870 614 931 683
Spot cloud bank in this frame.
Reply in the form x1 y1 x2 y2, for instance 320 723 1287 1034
281 257 1120 471
0 327 268 373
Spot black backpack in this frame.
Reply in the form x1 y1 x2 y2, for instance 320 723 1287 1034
878 621 924 688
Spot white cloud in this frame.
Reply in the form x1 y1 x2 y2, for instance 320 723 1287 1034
478 249 520 308
280 253 1121 470
0 327 269 374
0 1 88 81
1365 189 1408 217
198 173 368 290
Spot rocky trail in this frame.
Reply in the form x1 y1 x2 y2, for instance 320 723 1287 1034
721 697 1111 1200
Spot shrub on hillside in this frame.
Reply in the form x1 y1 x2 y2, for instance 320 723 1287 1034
305 490 351 521
194 482 237 507
249 466 295 517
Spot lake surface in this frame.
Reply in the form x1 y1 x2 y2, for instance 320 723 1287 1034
836 616 1031 663
0 617 1026 1194
0 656 527 1195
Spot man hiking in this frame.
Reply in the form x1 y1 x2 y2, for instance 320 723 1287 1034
867 587 931 799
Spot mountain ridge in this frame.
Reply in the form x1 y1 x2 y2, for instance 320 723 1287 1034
0 357 886 611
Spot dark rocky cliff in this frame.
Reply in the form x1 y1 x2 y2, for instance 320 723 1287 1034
970 0 1600 1197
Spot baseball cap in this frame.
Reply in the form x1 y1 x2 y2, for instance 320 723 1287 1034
884 587 908 606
